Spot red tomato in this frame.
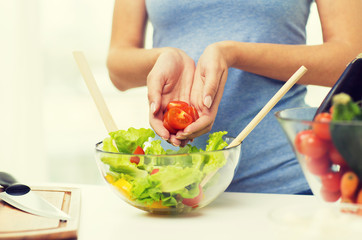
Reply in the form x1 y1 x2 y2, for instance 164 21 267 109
329 144 347 167
295 129 314 154
321 171 342 192
167 107 193 130
166 101 189 111
182 185 203 207
295 130 329 158
130 146 144 164
320 187 341 202
305 156 331 176
163 111 177 134
150 169 159 175
313 112 332 140
185 106 199 121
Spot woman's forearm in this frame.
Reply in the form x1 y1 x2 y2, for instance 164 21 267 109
107 47 167 91
219 40 360 87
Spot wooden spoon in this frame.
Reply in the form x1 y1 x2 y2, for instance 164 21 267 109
201 66 308 187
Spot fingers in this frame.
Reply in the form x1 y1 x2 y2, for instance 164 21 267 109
149 110 169 140
147 70 164 116
176 114 214 140
201 65 226 109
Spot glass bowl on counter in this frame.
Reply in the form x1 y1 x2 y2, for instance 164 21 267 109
95 134 241 215
275 107 362 215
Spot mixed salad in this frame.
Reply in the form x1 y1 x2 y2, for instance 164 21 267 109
99 128 229 210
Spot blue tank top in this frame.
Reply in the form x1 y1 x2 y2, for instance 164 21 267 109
146 0 313 194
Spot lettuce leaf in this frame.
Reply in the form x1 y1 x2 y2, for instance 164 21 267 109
151 166 202 193
205 131 228 151
110 127 155 153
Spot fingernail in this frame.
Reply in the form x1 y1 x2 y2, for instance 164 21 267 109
203 95 212 108
150 102 156 114
176 135 187 140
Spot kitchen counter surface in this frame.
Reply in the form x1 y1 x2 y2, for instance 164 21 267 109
77 184 362 240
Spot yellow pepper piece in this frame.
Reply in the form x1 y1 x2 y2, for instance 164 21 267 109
148 200 168 209
105 173 115 184
113 178 132 200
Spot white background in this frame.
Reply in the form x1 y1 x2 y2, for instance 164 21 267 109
0 1 330 184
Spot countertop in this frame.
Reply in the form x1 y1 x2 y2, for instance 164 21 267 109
76 184 362 240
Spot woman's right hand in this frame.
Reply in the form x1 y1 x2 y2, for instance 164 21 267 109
147 48 196 146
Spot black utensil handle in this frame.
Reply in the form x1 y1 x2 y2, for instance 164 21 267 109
0 172 18 189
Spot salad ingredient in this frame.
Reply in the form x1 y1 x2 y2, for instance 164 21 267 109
320 187 341 202
166 107 193 130
163 112 177 134
150 169 159 175
130 146 144 164
340 171 359 199
114 178 133 200
163 101 199 132
185 106 199 121
305 156 330 176
329 144 347 167
332 93 362 121
321 171 342 192
329 93 362 180
101 127 229 210
166 101 189 111
295 130 329 158
313 112 332 140
110 127 155 153
182 185 203 207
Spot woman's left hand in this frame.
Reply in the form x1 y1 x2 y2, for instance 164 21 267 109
177 42 233 140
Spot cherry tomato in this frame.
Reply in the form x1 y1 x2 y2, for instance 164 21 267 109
150 169 159 175
130 146 144 164
163 111 177 134
321 171 342 192
305 156 331 176
163 101 199 134
329 144 347 167
295 130 329 158
295 129 314 154
313 112 332 140
185 106 199 121
320 187 341 202
166 107 193 130
182 185 203 208
166 101 189 111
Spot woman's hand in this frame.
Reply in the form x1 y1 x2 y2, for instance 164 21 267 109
147 48 196 146
177 42 233 140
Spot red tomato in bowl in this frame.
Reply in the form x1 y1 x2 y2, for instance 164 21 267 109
182 185 203 207
313 112 332 140
130 146 144 165
305 156 331 176
329 144 347 167
321 171 342 192
295 129 329 158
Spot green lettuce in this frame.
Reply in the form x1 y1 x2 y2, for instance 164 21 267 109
110 127 155 153
102 127 230 207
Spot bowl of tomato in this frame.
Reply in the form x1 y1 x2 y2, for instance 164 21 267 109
95 127 241 215
275 95 362 215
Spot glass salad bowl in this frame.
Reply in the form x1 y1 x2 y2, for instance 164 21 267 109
94 128 241 215
275 107 362 215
